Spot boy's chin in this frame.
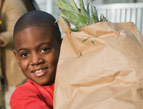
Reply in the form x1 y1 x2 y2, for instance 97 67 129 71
34 79 54 86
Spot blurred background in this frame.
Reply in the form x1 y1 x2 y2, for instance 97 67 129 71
35 0 143 35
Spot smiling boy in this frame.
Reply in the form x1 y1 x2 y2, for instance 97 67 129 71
10 10 61 109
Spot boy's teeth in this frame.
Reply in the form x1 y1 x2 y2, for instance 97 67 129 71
35 70 42 73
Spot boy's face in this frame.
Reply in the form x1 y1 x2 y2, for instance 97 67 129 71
14 26 60 85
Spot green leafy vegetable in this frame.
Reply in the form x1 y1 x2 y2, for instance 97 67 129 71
54 0 108 31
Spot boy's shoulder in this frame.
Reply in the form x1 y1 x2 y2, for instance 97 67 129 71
11 80 54 98
10 79 54 101
11 80 39 99
10 80 54 108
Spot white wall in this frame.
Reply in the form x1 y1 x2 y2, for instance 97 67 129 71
102 0 143 4
138 0 143 2
103 0 134 4
35 0 59 19
35 0 47 11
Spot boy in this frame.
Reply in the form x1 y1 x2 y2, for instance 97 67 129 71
10 10 61 109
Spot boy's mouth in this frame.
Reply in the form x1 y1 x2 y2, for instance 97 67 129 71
31 68 48 77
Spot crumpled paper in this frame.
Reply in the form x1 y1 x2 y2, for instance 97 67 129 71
54 19 143 109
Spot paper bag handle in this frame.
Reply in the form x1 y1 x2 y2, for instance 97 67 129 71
59 17 71 35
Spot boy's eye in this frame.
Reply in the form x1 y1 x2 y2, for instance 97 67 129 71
40 47 51 54
20 52 29 58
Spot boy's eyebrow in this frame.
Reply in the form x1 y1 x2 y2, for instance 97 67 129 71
37 42 52 48
16 48 28 53
16 42 52 52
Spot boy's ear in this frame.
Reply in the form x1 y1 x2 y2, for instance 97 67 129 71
13 50 20 65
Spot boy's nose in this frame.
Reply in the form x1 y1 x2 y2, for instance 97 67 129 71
30 52 44 65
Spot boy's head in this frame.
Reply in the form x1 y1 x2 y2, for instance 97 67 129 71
13 10 61 85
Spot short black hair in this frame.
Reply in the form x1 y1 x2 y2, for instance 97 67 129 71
13 10 61 44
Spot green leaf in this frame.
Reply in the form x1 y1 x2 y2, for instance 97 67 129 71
86 3 90 16
54 0 106 31
78 0 90 20
91 6 99 23
100 14 108 22
54 0 74 11
54 19 59 24
60 8 87 28
60 14 83 28
70 0 79 13
91 40 95 46
71 28 80 32
82 37 91 42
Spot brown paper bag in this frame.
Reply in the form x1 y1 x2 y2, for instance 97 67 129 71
54 18 143 109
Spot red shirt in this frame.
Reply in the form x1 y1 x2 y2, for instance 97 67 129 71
10 79 54 109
